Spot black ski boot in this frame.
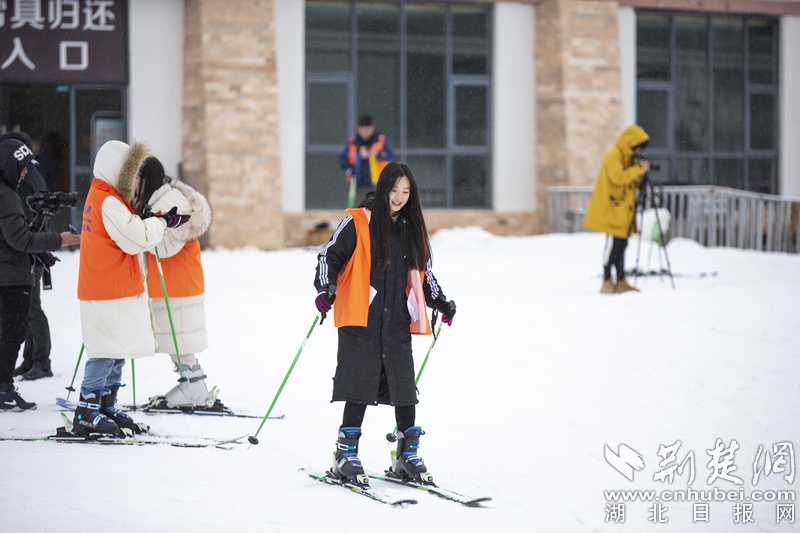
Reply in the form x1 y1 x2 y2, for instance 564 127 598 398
390 426 434 485
73 390 121 437
101 385 148 434
331 426 368 486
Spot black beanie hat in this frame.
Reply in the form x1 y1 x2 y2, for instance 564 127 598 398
0 131 34 151
0 139 36 188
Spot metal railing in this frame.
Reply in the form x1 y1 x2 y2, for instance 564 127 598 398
545 185 800 253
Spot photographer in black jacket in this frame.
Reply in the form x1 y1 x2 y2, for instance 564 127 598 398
1 132 59 381
0 139 80 411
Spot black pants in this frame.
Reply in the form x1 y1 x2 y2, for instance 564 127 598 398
21 264 51 370
342 402 416 433
603 236 628 281
0 285 32 389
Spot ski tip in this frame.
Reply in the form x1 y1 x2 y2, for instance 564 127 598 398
463 497 493 506
391 499 418 507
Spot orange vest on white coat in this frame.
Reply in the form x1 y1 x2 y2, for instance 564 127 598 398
146 239 205 298
78 178 144 301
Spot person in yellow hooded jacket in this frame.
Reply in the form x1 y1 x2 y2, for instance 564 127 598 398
584 125 651 294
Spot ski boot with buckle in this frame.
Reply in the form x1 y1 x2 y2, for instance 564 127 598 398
100 384 148 434
389 426 434 485
330 426 369 487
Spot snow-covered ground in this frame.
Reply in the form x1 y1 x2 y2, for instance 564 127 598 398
1 229 798 532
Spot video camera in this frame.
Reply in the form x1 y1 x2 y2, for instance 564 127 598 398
26 191 78 232
26 191 78 217
24 192 79 290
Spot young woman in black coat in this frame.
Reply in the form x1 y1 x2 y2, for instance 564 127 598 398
314 162 456 486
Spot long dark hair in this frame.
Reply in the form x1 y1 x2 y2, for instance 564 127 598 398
134 156 169 215
370 162 431 272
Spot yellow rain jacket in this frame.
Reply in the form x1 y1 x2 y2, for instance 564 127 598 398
584 125 650 238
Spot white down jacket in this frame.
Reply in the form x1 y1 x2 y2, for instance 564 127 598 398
80 140 166 359
147 181 212 356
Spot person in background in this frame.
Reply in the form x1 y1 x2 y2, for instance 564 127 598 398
133 156 217 410
73 141 189 436
339 115 394 203
1 132 57 381
583 125 651 294
0 139 80 411
314 162 456 487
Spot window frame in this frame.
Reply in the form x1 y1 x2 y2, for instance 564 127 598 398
635 11 779 193
305 0 493 209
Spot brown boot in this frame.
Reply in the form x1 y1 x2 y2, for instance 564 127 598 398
615 278 640 294
600 278 615 294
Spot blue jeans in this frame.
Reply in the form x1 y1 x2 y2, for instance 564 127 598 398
81 358 126 395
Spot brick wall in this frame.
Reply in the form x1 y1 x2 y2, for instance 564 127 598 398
183 0 283 249
536 0 624 211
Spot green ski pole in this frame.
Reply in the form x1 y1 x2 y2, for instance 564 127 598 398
346 169 356 208
131 359 137 408
248 313 322 447
154 245 187 382
386 321 444 442
64 343 85 401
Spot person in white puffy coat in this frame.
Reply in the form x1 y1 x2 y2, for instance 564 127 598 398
134 157 216 409
75 141 190 436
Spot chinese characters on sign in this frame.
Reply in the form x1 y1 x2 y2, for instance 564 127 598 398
604 440 796 525
0 0 127 83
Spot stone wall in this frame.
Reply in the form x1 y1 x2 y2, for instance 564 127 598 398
182 0 283 249
535 0 624 210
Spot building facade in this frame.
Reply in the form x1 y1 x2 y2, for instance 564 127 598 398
1 0 798 248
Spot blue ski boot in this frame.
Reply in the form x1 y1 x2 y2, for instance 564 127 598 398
390 426 434 485
73 389 122 436
331 426 368 486
101 385 148 434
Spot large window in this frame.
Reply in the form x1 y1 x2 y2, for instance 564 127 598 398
636 12 778 194
305 1 492 209
0 84 126 231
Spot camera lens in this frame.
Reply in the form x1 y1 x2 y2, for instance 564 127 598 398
57 192 78 208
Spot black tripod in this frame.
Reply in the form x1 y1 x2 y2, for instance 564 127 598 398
632 174 675 289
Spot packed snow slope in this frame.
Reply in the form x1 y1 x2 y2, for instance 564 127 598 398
1 229 798 533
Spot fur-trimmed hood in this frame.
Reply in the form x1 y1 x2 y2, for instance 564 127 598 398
149 180 212 242
93 140 150 203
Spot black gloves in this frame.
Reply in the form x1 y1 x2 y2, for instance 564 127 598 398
431 297 456 326
158 206 191 229
315 285 337 324
315 287 335 314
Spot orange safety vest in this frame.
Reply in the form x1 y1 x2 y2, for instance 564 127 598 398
333 208 431 335
77 178 145 301
347 135 389 185
146 239 205 298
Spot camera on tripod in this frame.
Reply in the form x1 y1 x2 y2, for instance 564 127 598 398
26 191 78 231
26 191 78 217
